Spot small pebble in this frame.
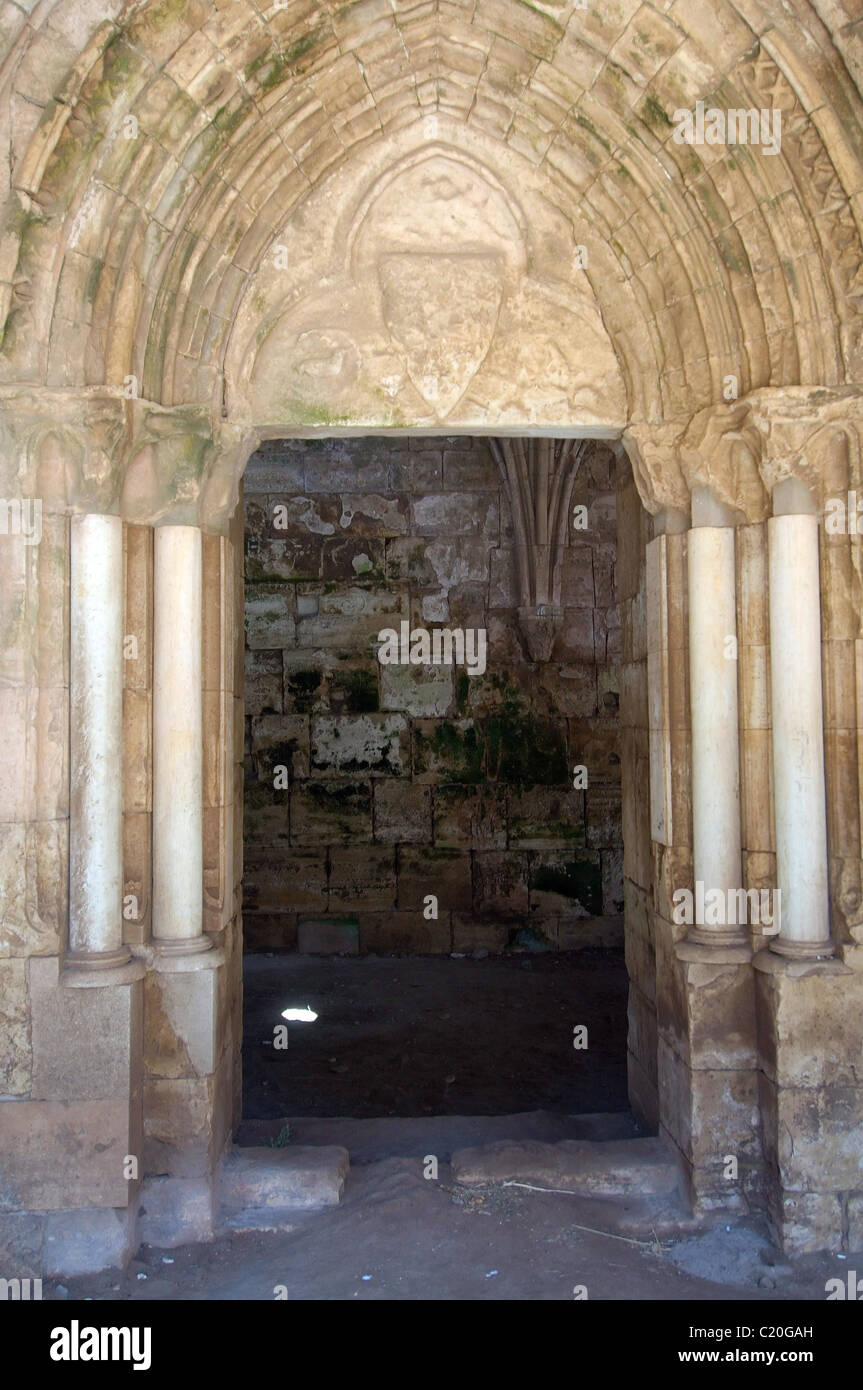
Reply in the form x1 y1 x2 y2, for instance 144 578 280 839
136 1272 147 1280
486 1270 499 1278
162 1257 174 1264
758 1275 776 1289
362 1275 372 1281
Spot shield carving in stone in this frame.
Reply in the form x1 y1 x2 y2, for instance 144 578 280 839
378 252 504 417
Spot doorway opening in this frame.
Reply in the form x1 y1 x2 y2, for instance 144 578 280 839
240 434 627 1127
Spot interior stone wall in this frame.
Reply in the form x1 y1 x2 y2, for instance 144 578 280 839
241 436 623 956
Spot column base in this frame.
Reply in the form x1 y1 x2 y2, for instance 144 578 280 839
683 925 750 952
676 935 752 964
152 934 214 958
65 945 131 970
62 948 144 988
769 936 834 961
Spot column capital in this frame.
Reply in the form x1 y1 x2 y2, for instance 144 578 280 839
0 387 246 531
624 388 863 525
619 419 689 516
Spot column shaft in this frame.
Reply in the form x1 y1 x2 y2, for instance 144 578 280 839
768 512 831 956
687 525 745 944
153 525 210 952
68 513 128 966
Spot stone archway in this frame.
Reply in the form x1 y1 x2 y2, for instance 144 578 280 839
2 0 863 1272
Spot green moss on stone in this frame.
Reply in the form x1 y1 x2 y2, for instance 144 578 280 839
575 113 611 152
643 95 671 129
414 721 484 783
340 669 379 713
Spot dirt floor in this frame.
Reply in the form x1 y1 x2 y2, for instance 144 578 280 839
56 1158 850 1302
242 949 630 1119
46 949 859 1303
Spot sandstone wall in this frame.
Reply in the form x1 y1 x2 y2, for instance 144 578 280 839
241 437 623 955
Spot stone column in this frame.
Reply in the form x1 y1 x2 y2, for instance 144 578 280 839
152 524 211 955
767 478 832 958
67 513 130 971
685 487 746 948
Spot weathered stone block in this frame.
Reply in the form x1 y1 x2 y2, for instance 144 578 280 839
529 850 602 917
242 848 327 912
242 782 290 846
442 448 496 490
251 714 310 779
220 1145 349 1211
759 1071 863 1192
560 545 594 606
359 910 451 954
290 781 373 844
380 657 454 716
305 448 389 493
138 1175 214 1248
451 1136 676 1196
656 943 756 1072
601 847 624 913
321 537 385 583
509 785 584 847
770 1188 844 1257
625 921 656 1002
311 714 408 776
555 913 623 947
586 784 622 848
398 847 472 911
373 780 432 842
242 912 297 950
329 845 396 909
425 537 490 588
434 784 507 848
338 493 408 536
245 650 283 715
755 964 863 1088
568 719 621 784
658 1038 760 1171
245 585 296 649
31 957 142 1101
0 1098 138 1209
413 719 484 783
246 535 322 584
144 1075 218 1180
0 958 29 1092
539 665 598 716
145 966 218 1081
412 492 498 537
297 919 360 955
451 914 511 953
44 1206 136 1276
0 688 26 822
486 711 568 786
552 608 594 662
473 850 529 915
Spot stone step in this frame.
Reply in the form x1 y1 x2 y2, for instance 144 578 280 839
219 1145 350 1221
451 1136 679 1198
234 1110 641 1162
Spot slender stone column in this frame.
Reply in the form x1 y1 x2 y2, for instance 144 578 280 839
686 488 746 946
768 479 832 958
67 513 130 969
153 525 211 954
